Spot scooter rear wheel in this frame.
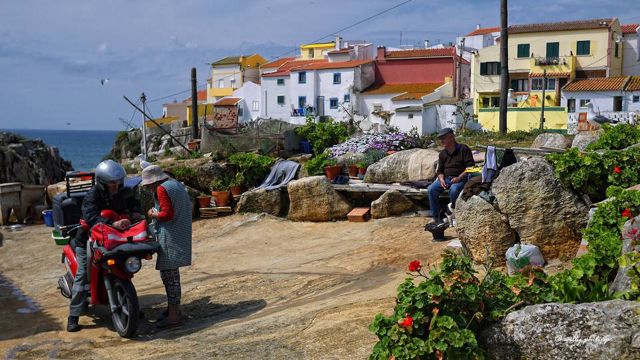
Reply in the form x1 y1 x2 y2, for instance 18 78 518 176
111 278 139 338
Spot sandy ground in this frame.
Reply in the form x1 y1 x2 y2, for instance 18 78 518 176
0 214 453 359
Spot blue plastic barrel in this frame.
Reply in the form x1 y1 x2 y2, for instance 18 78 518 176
300 140 312 154
42 210 54 227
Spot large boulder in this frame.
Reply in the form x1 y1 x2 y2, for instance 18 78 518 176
364 148 440 184
531 133 571 149
237 188 287 217
571 130 603 151
455 195 516 264
481 300 640 360
370 190 415 219
287 176 351 221
492 158 589 260
609 215 640 294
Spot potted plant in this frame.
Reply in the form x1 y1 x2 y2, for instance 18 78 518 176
196 194 212 208
229 172 246 196
346 156 358 177
357 160 369 178
324 157 342 181
210 176 231 207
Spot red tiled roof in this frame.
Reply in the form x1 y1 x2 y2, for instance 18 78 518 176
261 57 295 69
362 83 443 99
293 59 371 71
183 89 207 103
328 48 352 54
385 47 456 59
509 18 615 34
261 59 327 77
563 77 630 92
622 24 640 34
529 72 571 78
466 27 500 36
214 97 241 106
626 76 640 91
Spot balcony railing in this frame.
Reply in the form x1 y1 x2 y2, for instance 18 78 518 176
534 57 567 66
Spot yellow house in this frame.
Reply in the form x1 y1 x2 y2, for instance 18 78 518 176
299 42 336 59
471 18 623 131
208 54 266 100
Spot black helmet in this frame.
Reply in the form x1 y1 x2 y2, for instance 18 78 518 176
95 160 126 193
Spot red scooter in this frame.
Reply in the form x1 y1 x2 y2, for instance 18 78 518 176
57 210 158 338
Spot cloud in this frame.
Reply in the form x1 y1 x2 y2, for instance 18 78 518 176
97 42 109 53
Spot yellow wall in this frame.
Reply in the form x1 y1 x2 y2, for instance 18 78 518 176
478 107 568 131
241 54 267 69
145 116 180 129
209 87 234 98
187 104 214 124
299 42 335 59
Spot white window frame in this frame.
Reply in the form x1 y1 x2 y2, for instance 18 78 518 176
579 99 591 108
531 78 556 91
252 100 259 111
218 79 224 88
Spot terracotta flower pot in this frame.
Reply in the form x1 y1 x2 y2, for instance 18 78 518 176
347 165 358 177
197 195 212 208
229 185 246 196
211 191 231 207
324 165 343 181
358 167 367 175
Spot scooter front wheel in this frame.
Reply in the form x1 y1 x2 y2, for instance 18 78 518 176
111 278 140 338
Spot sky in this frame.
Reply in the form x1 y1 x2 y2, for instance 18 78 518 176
0 0 639 130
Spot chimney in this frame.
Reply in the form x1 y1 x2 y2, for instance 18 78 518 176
335 35 342 50
424 39 430 48
476 24 481 30
376 46 386 60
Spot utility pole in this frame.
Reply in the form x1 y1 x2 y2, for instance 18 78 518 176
498 0 509 133
140 92 148 160
539 69 547 130
191 68 199 139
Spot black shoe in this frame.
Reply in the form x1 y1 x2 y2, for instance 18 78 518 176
67 316 81 332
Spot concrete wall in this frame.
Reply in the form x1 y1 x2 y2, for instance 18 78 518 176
262 77 291 120
233 82 261 122
623 33 640 75
478 107 568 131
316 69 354 121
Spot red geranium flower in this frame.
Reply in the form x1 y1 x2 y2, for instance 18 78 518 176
614 166 622 174
630 228 638 236
398 314 413 328
408 260 422 272
622 208 633 218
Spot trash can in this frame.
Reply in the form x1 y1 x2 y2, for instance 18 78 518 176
42 210 54 227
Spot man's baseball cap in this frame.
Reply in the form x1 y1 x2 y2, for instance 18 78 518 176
437 127 454 139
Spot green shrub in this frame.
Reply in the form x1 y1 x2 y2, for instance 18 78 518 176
210 174 232 191
227 152 275 187
304 152 329 176
295 117 349 154
172 166 196 184
585 124 640 150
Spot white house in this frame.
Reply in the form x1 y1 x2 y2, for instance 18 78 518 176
231 81 261 122
456 25 500 62
622 24 640 76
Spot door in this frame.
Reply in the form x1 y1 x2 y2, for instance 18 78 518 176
567 99 576 113
316 96 325 116
614 96 623 112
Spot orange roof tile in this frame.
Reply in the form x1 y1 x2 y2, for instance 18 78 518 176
385 47 456 59
293 59 371 71
261 57 295 69
466 27 500 36
261 59 327 77
362 83 443 99
183 89 208 103
622 24 640 34
626 76 640 91
529 72 571 78
508 18 615 34
563 77 630 92
328 48 352 54
214 97 241 106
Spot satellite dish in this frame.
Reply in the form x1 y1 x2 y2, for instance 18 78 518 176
359 119 373 132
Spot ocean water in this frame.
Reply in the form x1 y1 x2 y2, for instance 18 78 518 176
6 129 120 171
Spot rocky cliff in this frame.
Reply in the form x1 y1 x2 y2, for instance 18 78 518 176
0 132 73 185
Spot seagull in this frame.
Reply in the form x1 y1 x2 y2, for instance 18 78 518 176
100 78 109 85
585 102 617 127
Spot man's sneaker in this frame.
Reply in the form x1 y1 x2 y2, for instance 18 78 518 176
67 316 81 332
447 202 455 214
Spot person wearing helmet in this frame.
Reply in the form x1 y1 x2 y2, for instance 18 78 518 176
67 160 143 332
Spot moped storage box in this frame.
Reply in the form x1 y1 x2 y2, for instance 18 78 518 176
52 192 86 227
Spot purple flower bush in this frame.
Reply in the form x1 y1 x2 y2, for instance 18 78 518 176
327 133 418 158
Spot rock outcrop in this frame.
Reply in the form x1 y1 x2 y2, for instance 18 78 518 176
571 130 603 151
492 158 589 259
370 190 415 219
481 300 640 360
455 195 515 263
531 133 571 149
107 129 142 160
364 149 440 184
0 132 73 185
287 176 351 221
237 188 287 217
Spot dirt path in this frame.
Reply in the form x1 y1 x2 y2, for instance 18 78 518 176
0 214 452 359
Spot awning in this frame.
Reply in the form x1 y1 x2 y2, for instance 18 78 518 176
529 72 571 78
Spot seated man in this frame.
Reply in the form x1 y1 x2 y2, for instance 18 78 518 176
427 128 475 224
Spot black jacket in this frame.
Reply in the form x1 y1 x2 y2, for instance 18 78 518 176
74 185 142 247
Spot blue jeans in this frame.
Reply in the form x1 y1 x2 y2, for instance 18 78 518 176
427 176 467 221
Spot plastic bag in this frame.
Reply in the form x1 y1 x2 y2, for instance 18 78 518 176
505 244 545 275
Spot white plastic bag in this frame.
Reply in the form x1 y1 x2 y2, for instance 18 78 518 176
505 244 545 275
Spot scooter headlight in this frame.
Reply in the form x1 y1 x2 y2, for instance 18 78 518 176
124 256 142 273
